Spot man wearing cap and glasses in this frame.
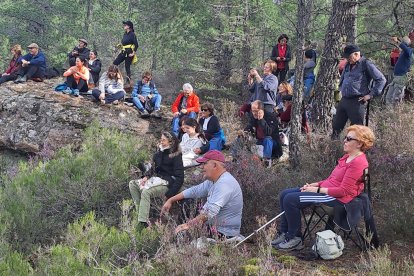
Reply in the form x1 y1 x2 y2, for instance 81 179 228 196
14 43 47 83
332 44 386 139
162 150 243 239
68 39 90 66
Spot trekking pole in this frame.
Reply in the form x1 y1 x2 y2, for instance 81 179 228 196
234 211 285 248
365 100 370 127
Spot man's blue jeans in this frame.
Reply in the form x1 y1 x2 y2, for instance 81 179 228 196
172 112 197 136
132 94 162 111
257 136 278 159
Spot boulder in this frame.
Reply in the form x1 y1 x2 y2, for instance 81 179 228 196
0 78 169 154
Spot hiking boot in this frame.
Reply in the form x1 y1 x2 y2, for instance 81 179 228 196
264 158 272 168
152 109 162 118
275 236 304 251
271 232 286 246
14 75 27 83
140 109 150 118
113 100 119 105
62 88 72 94
72 89 80 97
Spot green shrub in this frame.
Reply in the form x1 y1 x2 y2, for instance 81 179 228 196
0 123 148 254
0 247 32 276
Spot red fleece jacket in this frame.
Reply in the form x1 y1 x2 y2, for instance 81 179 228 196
171 92 200 114
319 154 368 203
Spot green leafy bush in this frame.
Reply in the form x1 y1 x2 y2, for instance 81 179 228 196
0 123 148 253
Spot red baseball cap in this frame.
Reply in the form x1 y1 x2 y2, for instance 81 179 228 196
196 150 225 163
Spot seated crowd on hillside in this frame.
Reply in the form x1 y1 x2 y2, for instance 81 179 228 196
1 22 413 250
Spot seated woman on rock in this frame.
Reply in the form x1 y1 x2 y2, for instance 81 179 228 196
198 102 226 151
63 56 89 96
272 125 375 251
129 131 184 229
0 44 22 85
88 50 102 87
180 118 208 167
92 65 126 104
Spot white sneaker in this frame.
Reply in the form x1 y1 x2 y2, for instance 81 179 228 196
276 236 304 251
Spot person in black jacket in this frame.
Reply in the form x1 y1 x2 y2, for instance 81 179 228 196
113 20 139 83
68 39 90 66
129 131 184 228
243 100 282 167
270 34 292 82
88 50 102 85
197 102 226 151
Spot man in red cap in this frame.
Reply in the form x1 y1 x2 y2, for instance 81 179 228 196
162 150 243 238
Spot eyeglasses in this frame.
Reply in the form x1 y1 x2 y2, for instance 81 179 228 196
344 136 358 142
201 109 209 112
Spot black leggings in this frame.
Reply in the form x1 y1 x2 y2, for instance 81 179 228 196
275 68 288 82
0 74 17 85
66 75 88 92
113 51 133 79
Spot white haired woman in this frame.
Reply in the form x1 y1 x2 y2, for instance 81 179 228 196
171 83 200 136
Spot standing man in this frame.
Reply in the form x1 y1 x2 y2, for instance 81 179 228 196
14 43 47 83
385 36 413 107
162 150 243 238
68 39 90 66
243 100 283 167
332 44 386 139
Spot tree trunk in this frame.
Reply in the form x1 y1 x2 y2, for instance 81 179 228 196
85 0 93 34
312 0 357 134
289 0 313 169
344 2 358 44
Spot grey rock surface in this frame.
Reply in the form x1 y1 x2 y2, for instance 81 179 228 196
0 78 170 154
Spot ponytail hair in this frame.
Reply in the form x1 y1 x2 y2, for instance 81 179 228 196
182 117 207 142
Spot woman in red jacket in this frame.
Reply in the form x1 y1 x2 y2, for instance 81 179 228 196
272 125 375 250
0 44 22 85
271 34 292 82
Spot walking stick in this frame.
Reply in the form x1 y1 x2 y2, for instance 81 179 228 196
234 211 285 248
365 100 370 127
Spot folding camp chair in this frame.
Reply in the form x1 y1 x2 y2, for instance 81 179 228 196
301 168 379 251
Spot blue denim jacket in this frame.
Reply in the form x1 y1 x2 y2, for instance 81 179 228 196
339 57 386 98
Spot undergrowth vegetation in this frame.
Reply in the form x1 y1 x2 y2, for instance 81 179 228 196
1 103 414 275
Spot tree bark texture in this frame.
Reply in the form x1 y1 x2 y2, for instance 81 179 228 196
344 1 358 44
312 0 357 134
289 0 313 169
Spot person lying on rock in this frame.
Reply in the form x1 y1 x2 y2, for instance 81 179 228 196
68 38 90 67
171 83 200 136
14 43 47 83
91 65 126 105
131 71 162 118
63 57 90 96
129 131 184 230
0 44 22 85
162 150 243 240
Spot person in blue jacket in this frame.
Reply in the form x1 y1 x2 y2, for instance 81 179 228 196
14 43 46 83
131 71 162 118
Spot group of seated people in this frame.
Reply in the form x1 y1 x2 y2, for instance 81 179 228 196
127 123 375 252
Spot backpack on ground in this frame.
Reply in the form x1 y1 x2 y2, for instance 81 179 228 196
312 230 344 260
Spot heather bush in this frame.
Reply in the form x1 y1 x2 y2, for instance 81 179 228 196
0 122 149 253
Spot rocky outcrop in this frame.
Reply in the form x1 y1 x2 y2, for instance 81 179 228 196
0 78 168 154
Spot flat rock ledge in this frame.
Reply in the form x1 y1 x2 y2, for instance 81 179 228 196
0 79 167 154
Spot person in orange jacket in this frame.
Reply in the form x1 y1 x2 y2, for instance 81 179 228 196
171 83 200 137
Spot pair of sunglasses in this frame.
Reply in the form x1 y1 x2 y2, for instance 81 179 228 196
344 136 358 142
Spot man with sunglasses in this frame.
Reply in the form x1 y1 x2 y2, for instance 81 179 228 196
161 150 243 239
131 71 162 118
